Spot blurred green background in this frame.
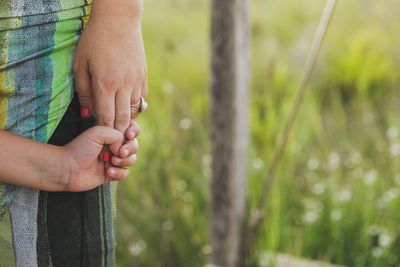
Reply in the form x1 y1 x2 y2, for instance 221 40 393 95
115 0 400 266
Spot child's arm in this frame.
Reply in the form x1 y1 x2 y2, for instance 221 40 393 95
0 125 138 192
0 129 69 191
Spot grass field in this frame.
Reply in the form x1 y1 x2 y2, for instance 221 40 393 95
115 0 400 266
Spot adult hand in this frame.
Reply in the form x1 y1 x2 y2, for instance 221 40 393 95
72 12 148 155
62 125 139 192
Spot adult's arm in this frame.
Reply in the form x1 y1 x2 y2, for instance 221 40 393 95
73 0 147 155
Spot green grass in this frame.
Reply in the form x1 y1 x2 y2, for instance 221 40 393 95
116 0 400 266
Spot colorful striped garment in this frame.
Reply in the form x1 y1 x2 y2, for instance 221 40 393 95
0 1 118 266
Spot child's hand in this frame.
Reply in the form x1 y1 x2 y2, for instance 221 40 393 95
110 121 141 167
61 126 137 192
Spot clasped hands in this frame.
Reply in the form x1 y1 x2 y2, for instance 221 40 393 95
61 13 147 192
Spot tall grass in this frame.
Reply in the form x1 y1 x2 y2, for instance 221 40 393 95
116 0 400 266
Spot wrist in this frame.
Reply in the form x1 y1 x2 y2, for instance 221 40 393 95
91 0 143 19
36 146 71 192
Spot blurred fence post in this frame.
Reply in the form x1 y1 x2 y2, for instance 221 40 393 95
210 0 250 266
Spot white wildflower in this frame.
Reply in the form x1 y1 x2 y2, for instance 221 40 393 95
328 152 341 170
395 174 400 185
307 158 320 170
252 158 264 170
379 233 392 247
303 211 319 224
382 188 400 203
312 183 326 195
202 244 212 255
387 127 398 140
179 118 192 130
203 166 211 178
364 170 378 186
162 81 174 93
129 240 147 256
202 154 212 166
390 143 400 157
330 209 342 221
335 189 352 202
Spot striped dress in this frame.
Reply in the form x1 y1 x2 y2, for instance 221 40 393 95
0 1 117 266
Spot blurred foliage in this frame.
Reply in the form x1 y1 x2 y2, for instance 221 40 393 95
116 0 400 266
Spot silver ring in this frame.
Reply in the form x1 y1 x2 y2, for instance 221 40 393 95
130 97 148 113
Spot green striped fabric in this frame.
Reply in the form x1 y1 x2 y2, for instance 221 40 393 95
0 1 118 266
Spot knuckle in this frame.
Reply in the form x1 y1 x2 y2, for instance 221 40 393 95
98 77 118 91
98 114 114 126
115 113 130 126
131 94 141 104
124 70 145 87
76 87 91 97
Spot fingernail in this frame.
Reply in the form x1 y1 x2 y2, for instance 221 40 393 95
80 107 90 118
114 157 122 164
109 169 116 175
101 151 111 162
124 149 129 157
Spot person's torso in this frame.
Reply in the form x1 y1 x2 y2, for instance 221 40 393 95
0 0 92 19
0 1 92 256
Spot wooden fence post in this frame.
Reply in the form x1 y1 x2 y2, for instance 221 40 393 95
210 0 250 266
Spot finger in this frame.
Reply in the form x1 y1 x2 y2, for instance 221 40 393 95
114 89 131 134
107 166 129 181
141 70 148 98
125 121 141 141
93 89 115 128
130 91 142 121
104 161 114 183
109 89 131 154
74 67 94 118
112 154 137 167
99 150 112 162
119 138 139 158
130 108 139 121
92 80 119 154
89 126 123 146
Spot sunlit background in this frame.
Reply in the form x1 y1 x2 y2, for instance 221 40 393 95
116 0 400 266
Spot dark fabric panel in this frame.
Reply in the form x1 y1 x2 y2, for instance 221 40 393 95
81 187 104 267
46 93 84 267
37 192 52 266
47 192 82 267
37 93 106 266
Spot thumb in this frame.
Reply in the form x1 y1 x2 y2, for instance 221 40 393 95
91 126 124 146
75 67 94 118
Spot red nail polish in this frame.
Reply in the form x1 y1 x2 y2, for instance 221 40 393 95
80 107 90 118
101 151 111 162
